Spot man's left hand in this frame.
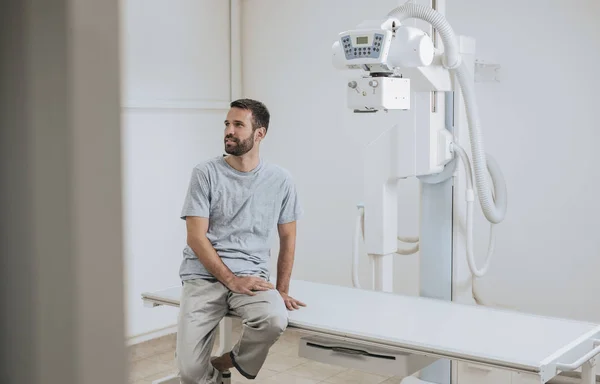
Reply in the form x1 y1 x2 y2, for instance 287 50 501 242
279 291 306 310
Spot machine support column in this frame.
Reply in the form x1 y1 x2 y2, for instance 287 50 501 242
414 2 454 378
416 90 454 384
373 254 395 292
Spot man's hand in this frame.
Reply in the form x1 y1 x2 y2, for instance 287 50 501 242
226 276 274 296
279 291 306 310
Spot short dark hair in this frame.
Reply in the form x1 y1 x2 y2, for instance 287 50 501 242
230 98 270 133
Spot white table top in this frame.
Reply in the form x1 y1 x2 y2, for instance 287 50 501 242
142 279 600 373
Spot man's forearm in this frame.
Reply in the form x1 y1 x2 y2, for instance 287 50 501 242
276 238 295 293
188 235 236 286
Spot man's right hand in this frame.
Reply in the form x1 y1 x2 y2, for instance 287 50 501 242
226 276 274 295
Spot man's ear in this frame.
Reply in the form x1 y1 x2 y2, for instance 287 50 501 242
255 127 267 141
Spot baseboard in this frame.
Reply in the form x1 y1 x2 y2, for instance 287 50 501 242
127 324 177 346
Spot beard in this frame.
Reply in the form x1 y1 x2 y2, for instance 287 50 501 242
224 132 255 156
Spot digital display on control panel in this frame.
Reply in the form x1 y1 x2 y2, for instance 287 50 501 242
356 36 368 44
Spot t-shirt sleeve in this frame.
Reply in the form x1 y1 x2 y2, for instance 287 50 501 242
180 166 211 220
278 176 303 225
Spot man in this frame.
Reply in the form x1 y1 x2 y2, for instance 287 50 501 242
176 98 305 384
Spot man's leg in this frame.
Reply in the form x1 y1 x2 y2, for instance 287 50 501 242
176 279 229 384
220 289 288 379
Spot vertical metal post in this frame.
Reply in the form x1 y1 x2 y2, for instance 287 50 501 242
416 95 454 384
374 254 395 292
581 359 597 384
430 0 439 113
417 1 453 381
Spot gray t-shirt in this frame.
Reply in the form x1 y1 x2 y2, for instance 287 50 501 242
179 155 303 281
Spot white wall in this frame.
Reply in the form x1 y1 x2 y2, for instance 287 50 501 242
122 0 600 339
121 0 232 339
241 0 443 296
241 0 600 323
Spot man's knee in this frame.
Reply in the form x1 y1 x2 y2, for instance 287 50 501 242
246 304 288 339
263 311 288 337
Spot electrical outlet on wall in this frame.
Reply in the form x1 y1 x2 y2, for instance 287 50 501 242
474 59 501 83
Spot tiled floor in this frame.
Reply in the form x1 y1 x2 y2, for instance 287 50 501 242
128 319 406 384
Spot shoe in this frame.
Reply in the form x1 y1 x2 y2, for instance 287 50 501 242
211 356 232 384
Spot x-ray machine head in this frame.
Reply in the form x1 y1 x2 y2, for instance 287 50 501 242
331 1 508 294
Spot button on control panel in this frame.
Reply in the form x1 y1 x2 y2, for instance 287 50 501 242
342 33 384 60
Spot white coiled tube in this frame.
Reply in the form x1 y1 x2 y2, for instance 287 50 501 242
396 236 419 255
452 142 498 278
387 2 507 225
352 205 420 288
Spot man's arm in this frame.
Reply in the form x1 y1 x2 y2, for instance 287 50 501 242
186 217 273 295
276 221 306 309
275 221 296 294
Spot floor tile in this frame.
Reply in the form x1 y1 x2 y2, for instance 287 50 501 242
260 372 321 384
261 353 309 372
128 328 408 384
284 360 347 381
146 350 178 370
268 338 299 356
380 376 407 384
129 341 160 363
323 368 390 384
129 357 173 381
230 367 278 383
144 370 178 382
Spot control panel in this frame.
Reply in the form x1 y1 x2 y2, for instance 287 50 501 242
341 32 385 60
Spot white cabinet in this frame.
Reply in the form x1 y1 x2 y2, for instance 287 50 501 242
456 362 543 384
457 362 511 384
511 372 543 384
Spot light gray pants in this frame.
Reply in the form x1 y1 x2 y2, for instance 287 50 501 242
176 278 289 384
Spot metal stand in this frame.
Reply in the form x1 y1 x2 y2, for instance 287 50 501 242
417 177 453 384
222 370 232 384
555 339 600 384
414 87 454 384
373 254 395 292
582 360 597 384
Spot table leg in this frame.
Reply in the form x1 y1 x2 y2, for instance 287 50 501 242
581 358 597 384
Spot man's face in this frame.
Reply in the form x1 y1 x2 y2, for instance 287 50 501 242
223 107 260 156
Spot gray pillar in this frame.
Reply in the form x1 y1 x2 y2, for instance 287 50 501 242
417 177 454 384
0 1 126 383
416 91 456 384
